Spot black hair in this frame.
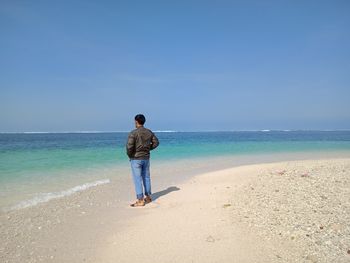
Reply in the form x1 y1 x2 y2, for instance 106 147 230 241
134 114 146 125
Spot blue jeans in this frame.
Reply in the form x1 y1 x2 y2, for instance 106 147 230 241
130 159 151 200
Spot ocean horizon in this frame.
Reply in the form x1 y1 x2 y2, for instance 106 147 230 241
1 130 350 212
1 129 350 134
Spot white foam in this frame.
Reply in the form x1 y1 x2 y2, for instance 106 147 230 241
0 131 127 134
6 179 110 211
153 130 178 133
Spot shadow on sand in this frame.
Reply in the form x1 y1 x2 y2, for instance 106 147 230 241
152 186 180 202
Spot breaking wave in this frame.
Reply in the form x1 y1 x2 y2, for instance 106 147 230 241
5 179 110 211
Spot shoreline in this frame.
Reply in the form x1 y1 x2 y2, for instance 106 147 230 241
2 150 350 213
1 154 350 262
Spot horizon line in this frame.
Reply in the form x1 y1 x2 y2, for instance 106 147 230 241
1 129 350 134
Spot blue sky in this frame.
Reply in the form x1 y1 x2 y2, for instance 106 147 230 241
1 0 349 132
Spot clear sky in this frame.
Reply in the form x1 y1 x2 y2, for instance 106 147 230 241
1 0 349 132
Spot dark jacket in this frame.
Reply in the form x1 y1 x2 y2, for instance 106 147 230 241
126 126 159 159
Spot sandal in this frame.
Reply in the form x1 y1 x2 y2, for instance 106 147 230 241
130 199 145 207
144 195 152 204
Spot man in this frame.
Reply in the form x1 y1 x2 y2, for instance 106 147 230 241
126 114 159 207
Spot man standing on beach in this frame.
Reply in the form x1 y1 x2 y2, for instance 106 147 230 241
126 114 159 207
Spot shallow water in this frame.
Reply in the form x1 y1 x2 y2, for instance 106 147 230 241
1 131 350 211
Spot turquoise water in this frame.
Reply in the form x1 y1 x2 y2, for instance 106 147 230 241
1 131 350 177
1 131 350 211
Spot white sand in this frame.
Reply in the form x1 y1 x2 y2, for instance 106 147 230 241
1 157 350 263
98 163 295 263
97 158 350 263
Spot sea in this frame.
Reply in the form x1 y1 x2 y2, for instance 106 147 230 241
1 130 350 212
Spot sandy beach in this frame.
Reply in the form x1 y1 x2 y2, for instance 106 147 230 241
3 1 350 262
1 156 350 263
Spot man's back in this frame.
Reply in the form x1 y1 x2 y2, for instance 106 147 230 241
127 114 158 207
126 127 159 160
